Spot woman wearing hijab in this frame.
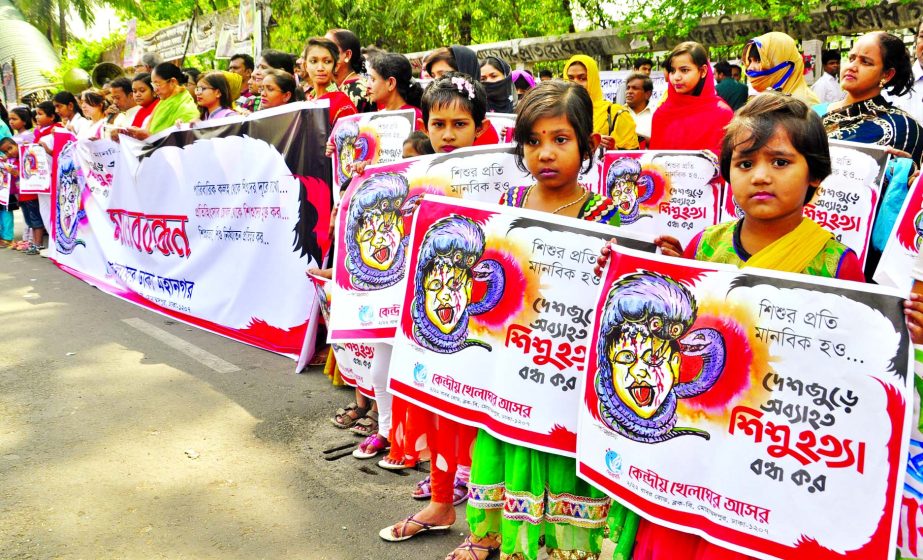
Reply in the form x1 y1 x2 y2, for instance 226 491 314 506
744 31 819 105
512 70 536 100
648 42 734 160
479 56 515 113
424 45 480 79
423 45 502 145
564 54 639 150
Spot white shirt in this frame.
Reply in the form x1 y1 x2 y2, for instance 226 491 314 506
812 72 845 104
886 62 923 125
627 103 654 140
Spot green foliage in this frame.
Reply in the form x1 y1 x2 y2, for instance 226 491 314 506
269 0 580 54
47 31 125 84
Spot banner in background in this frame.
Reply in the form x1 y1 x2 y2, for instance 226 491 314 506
601 150 723 247
329 109 416 194
51 105 333 358
599 69 668 106
122 19 140 67
18 143 51 194
328 145 536 342
388 196 655 454
874 177 923 291
721 140 888 267
1 62 15 106
578 245 911 560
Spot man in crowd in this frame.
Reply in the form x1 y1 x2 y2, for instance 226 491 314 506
539 69 553 82
105 77 138 127
617 57 654 105
714 60 748 111
624 72 655 145
730 64 742 82
812 50 846 104
137 52 162 74
228 53 255 106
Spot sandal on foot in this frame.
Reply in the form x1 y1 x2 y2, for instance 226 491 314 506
445 535 500 560
353 433 389 459
379 514 451 542
412 475 432 500
378 456 414 471
330 402 368 429
350 409 378 436
453 477 469 506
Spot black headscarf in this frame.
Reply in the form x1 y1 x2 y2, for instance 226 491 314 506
480 55 515 113
449 45 480 80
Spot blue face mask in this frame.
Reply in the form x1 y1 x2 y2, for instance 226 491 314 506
746 60 796 91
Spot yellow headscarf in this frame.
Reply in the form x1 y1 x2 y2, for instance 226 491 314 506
563 55 611 136
222 71 243 107
744 32 819 106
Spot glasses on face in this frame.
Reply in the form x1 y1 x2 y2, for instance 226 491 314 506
195 86 215 93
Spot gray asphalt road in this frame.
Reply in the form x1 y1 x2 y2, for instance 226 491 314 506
0 224 464 559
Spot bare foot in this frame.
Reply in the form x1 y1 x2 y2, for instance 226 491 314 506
385 501 456 539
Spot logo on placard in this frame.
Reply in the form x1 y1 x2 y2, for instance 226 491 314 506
358 305 374 325
413 362 428 386
605 449 623 477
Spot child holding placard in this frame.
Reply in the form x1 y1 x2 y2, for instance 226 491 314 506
448 81 632 560
379 72 492 544
597 91 865 559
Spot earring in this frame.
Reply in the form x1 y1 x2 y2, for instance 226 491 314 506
879 79 887 88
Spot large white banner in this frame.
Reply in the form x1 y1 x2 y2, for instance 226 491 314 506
51 105 334 358
578 245 912 560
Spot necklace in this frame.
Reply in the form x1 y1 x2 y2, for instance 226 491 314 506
523 186 587 215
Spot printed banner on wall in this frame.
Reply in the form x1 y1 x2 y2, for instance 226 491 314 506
51 104 334 358
577 244 911 560
329 109 416 193
19 143 52 194
328 145 535 342
388 195 655 455
874 177 923 291
599 69 668 106
601 150 723 247
721 140 888 267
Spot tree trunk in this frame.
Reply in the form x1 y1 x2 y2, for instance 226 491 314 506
57 0 67 49
562 0 576 33
460 11 471 45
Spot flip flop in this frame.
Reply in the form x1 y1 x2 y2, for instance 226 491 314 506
444 535 500 560
352 434 389 459
378 514 451 542
453 478 469 506
377 456 414 471
412 475 432 500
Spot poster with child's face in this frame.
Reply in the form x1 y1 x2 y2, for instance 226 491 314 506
329 109 415 195
578 243 911 560
18 143 52 194
328 145 535 342
601 150 723 247
720 140 888 267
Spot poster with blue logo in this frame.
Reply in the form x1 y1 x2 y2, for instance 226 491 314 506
578 244 912 560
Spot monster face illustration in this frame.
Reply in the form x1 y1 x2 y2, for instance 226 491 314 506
608 323 682 419
595 272 726 442
355 198 403 271
423 252 475 334
55 140 86 255
914 210 923 251
333 121 371 187
345 173 415 290
410 215 505 354
605 158 654 225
